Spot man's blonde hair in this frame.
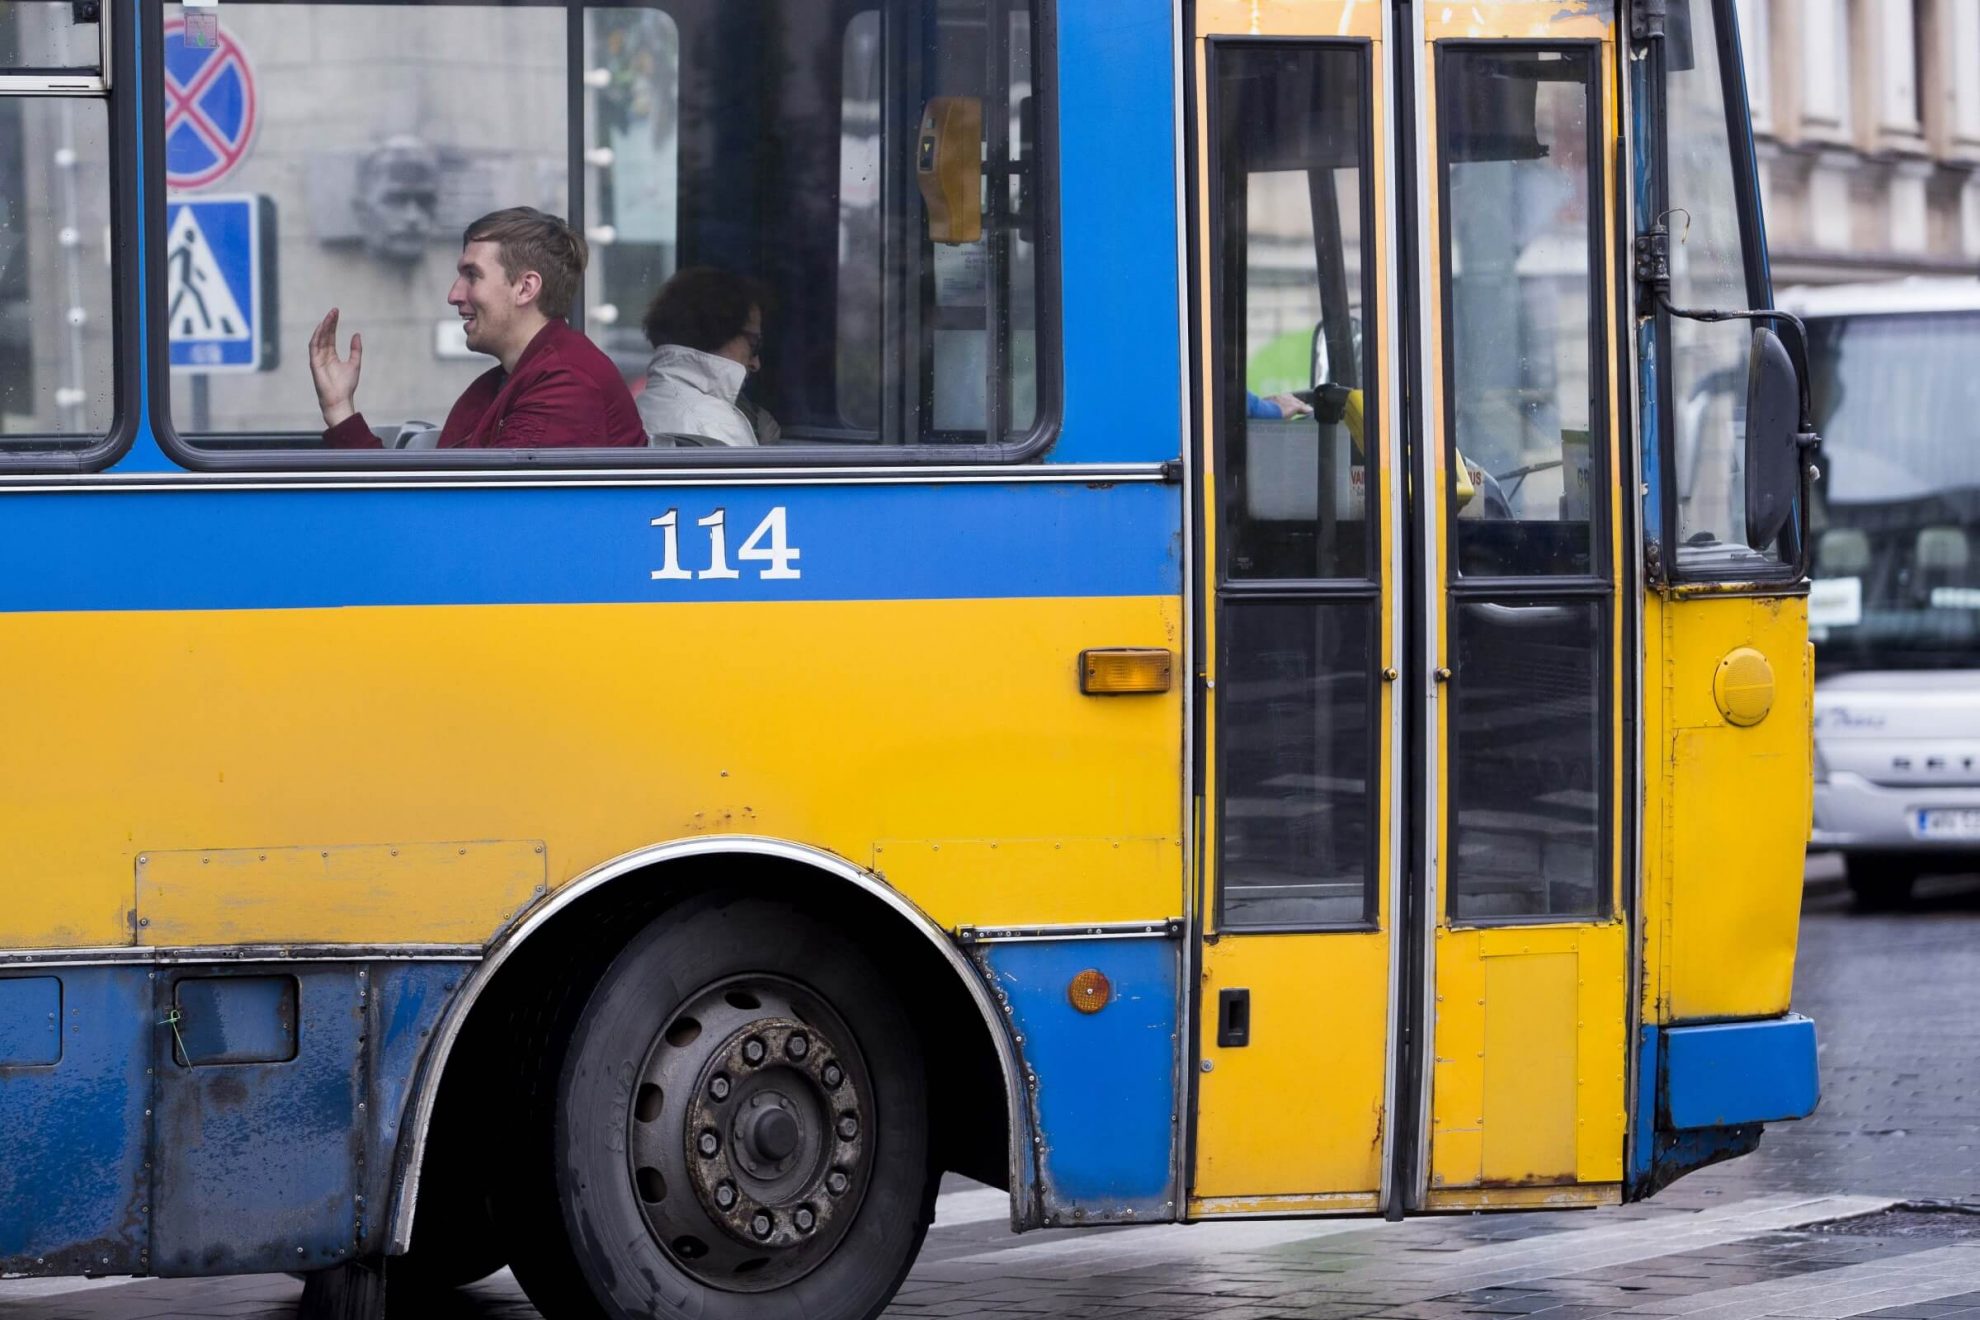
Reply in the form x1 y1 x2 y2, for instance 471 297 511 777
462 207 588 319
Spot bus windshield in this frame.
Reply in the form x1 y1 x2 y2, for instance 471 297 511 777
1809 309 1980 671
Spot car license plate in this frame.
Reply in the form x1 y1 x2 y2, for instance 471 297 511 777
1913 808 1980 840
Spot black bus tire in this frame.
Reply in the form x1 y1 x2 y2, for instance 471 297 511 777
521 895 934 1320
1845 853 1917 911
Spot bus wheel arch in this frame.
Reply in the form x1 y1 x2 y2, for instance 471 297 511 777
388 838 1027 1279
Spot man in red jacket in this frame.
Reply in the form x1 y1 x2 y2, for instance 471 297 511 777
308 207 645 449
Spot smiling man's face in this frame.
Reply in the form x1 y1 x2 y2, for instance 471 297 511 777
447 239 530 359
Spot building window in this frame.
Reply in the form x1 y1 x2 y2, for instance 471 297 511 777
1801 0 1851 135
1955 0 1980 144
1880 0 1921 136
1739 0 1771 132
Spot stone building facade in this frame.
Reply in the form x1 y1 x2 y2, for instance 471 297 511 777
1740 0 1980 285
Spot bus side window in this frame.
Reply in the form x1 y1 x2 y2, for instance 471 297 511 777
148 0 1048 461
1 3 116 456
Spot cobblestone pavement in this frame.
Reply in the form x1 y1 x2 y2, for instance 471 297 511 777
6 861 1979 1320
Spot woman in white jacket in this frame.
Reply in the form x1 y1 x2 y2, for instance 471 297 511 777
637 267 776 447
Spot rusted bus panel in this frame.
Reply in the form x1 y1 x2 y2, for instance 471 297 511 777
2 959 465 1276
0 967 152 1277
364 962 468 1236
147 960 467 1274
1644 594 1811 1023
150 965 367 1275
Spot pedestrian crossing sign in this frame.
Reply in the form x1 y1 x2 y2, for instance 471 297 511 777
166 194 276 372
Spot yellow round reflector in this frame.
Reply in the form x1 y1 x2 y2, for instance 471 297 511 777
1067 969 1112 1014
1713 647 1775 727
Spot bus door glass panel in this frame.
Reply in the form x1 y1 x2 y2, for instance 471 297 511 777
1438 46 1609 922
2 4 114 451
1663 0 1783 576
1213 43 1378 929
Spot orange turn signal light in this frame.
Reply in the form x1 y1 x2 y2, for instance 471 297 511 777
1068 969 1112 1014
1079 648 1172 696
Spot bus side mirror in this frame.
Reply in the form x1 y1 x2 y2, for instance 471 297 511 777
1744 326 1801 552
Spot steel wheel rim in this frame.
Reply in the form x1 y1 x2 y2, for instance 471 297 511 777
623 974 874 1292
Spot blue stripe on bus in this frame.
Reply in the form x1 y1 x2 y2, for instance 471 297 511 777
0 481 1180 613
1051 0 1183 465
981 937 1178 1219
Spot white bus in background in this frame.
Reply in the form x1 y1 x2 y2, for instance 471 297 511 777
1792 279 1980 908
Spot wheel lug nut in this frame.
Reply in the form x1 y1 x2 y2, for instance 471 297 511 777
710 1074 731 1101
822 1062 843 1088
743 1038 767 1066
826 1170 850 1195
750 1212 773 1239
697 1130 720 1157
787 1034 810 1060
714 1181 738 1209
836 1115 858 1141
794 1206 816 1232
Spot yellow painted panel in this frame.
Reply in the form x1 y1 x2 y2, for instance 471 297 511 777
1424 1 1614 40
871 838 1179 928
1481 953 1577 1183
1656 595 1810 1021
1431 926 1626 1189
136 841 544 946
1189 1192 1379 1218
0 597 1183 949
1195 0 1384 38
1422 1184 1619 1212
1429 928 1487 1188
1193 932 1389 1199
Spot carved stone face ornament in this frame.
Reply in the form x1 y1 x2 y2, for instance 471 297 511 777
354 135 441 264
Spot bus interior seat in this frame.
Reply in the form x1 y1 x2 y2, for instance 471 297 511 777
386 422 442 450
1817 527 1870 576
1914 525 1969 599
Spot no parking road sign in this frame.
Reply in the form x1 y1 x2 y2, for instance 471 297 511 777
166 195 278 372
164 18 258 190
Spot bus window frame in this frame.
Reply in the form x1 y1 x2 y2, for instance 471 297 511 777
0 5 141 475
1432 38 1617 929
1434 39 1614 589
138 0 1064 473
1203 35 1386 936
1647 0 1794 586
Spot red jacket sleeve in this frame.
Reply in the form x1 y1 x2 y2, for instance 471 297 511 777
323 413 382 448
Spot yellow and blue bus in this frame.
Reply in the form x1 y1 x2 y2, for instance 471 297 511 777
1 1 1818 1316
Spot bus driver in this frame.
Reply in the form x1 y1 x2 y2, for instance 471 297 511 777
308 206 645 449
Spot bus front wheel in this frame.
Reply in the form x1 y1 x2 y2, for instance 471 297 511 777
1844 853 1917 910
512 895 934 1320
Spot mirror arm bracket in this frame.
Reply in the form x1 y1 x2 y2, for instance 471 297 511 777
1638 222 1826 578
1632 0 1667 43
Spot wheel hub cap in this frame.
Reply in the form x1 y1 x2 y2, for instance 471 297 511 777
624 980 873 1291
